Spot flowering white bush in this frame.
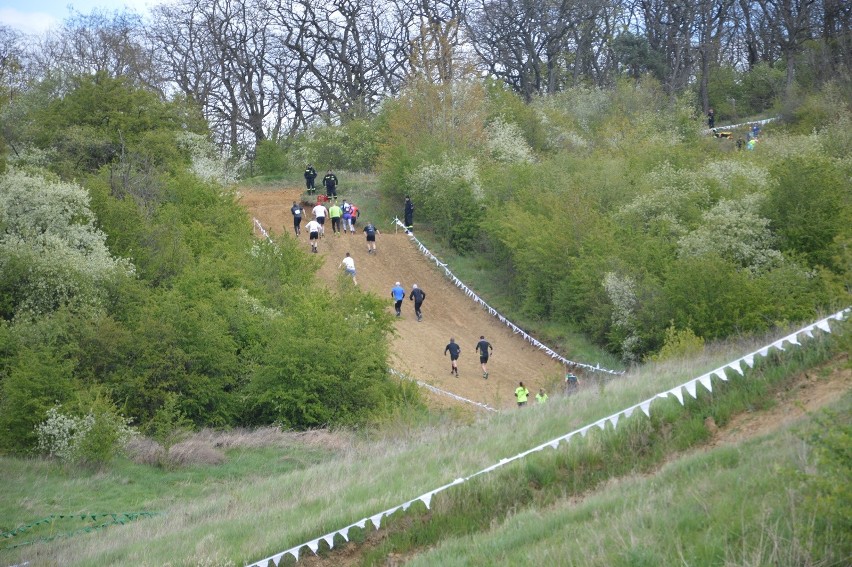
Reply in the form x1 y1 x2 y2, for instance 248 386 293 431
702 160 771 193
677 194 783 273
406 157 483 200
602 271 641 362
618 163 711 230
0 169 135 315
36 405 135 465
176 131 246 186
484 118 534 163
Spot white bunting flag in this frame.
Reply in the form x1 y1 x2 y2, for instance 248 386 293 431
548 439 560 449
288 547 300 561
271 552 285 566
698 373 713 393
306 539 320 554
370 513 383 530
640 401 652 417
713 368 728 382
340 527 350 541
624 406 635 418
669 386 684 405
419 492 434 509
758 346 770 357
579 425 592 437
816 320 831 333
771 339 786 351
595 418 607 431
685 379 698 399
322 533 335 549
804 326 815 338
355 518 367 529
743 354 755 368
608 414 620 428
785 333 800 346
728 360 744 376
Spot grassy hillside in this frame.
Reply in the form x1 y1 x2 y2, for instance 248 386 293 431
2 319 847 566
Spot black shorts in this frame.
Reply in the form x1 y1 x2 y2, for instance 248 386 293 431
317 217 326 225
449 355 459 361
479 355 489 364
309 231 319 240
366 234 376 242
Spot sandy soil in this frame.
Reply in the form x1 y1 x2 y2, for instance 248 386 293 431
240 187 567 412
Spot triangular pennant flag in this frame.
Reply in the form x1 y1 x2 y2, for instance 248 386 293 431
728 360 744 376
579 425 592 437
713 368 728 382
355 518 367 529
549 439 560 449
340 527 350 541
419 493 434 509
385 505 401 519
640 401 652 417
685 379 698 399
743 354 755 368
816 320 831 333
771 339 786 351
804 326 815 338
624 406 635 418
785 333 800 346
594 419 607 431
271 552 285 566
288 547 300 561
322 533 335 549
608 414 620 428
698 374 713 393
669 386 684 405
370 513 383 530
307 539 320 554
657 392 670 399
758 346 770 356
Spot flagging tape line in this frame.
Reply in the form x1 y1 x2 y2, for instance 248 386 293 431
2 512 159 551
391 218 623 376
253 218 273 242
389 368 499 413
245 307 849 566
705 115 778 134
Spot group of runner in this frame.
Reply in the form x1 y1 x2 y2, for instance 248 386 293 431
390 281 426 321
293 198 379 255
443 335 493 379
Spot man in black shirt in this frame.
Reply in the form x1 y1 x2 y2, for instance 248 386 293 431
290 201 303 236
323 170 338 200
475 335 493 379
409 284 426 322
444 337 460 376
304 164 317 194
403 196 414 232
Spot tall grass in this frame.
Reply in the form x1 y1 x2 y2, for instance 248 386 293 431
0 321 845 566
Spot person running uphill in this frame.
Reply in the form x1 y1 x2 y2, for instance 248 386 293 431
339 252 357 285
515 382 530 407
444 338 460 376
364 221 379 253
409 284 426 322
305 218 321 253
312 202 328 236
475 335 493 379
329 202 343 235
290 201 303 236
391 282 405 317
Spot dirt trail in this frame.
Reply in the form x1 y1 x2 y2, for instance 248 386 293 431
240 187 566 411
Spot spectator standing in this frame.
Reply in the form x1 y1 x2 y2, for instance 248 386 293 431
515 382 530 407
707 108 715 129
323 170 339 200
312 202 328 236
565 372 579 395
305 218 321 253
475 335 493 379
409 284 426 322
339 252 357 285
304 164 317 194
403 196 414 232
329 202 343 235
444 338 461 376
536 388 548 404
290 201 304 236
391 282 405 317
363 221 379 253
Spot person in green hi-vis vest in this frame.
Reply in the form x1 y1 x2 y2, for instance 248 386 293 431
515 382 530 407
536 388 548 404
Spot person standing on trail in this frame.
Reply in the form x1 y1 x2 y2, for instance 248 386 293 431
312 202 328 237
391 281 405 317
305 218 321 253
707 108 715 129
515 382 530 407
364 221 379 254
290 201 304 236
323 170 338 200
329 201 343 235
339 252 357 285
409 284 426 322
304 164 317 194
403 196 414 233
444 337 461 376
474 335 493 379
536 388 548 404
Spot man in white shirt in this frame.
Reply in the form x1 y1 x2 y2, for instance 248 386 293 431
305 219 322 253
312 203 328 236
339 252 357 285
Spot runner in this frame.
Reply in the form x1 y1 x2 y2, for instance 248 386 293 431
305 218 321 253
341 200 354 234
409 284 426 322
312 201 328 236
391 281 405 317
290 201 303 236
474 335 493 379
444 337 461 376
363 221 379 254
339 252 357 285
329 201 343 235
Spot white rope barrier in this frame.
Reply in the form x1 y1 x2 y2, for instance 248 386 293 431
389 368 499 413
245 307 849 566
391 218 623 376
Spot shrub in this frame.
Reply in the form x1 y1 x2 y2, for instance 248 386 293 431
649 324 705 362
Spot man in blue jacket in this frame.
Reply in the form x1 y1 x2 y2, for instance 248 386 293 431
391 282 405 317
